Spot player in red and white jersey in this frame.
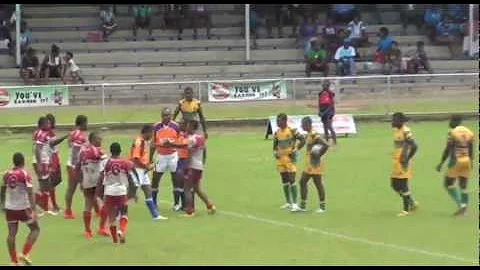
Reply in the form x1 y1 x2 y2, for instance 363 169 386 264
32 116 68 217
99 142 136 244
64 115 89 219
76 132 108 238
1 153 40 266
181 120 216 217
45 114 62 214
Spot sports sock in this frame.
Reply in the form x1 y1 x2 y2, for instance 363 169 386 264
119 216 128 234
460 190 468 207
173 188 181 205
8 243 17 263
446 186 461 207
110 226 118 243
151 188 158 206
319 201 326 210
22 239 33 256
290 184 298 204
300 200 306 209
402 195 412 212
83 211 92 232
282 183 291 204
145 198 159 218
179 188 185 207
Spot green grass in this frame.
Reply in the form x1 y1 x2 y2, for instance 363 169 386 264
0 121 478 265
0 98 476 126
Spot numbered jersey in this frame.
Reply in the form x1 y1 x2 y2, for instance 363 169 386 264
2 168 33 210
78 145 107 189
448 126 474 159
32 128 53 164
103 158 134 196
67 129 88 167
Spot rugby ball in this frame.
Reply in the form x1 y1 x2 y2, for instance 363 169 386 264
311 144 323 156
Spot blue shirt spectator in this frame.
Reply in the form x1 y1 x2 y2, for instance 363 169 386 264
377 27 395 52
424 6 442 27
299 17 320 52
436 19 461 36
334 4 355 14
447 4 466 23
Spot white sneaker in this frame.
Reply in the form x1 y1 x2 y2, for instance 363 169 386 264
153 215 168 220
280 203 292 210
290 204 301 212
47 210 59 216
172 204 182 212
315 208 326 213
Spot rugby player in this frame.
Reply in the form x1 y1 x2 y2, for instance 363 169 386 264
273 113 305 211
297 116 330 213
173 86 208 138
318 81 337 145
390 112 419 217
45 113 62 215
129 125 167 220
435 115 474 216
1 153 40 266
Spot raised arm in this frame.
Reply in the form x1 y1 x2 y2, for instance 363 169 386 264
172 103 181 121
197 104 208 138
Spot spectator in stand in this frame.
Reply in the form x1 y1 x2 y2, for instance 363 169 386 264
164 4 187 41
447 4 467 23
132 5 154 41
322 18 339 61
289 4 306 38
305 40 330 78
328 4 358 25
298 13 321 53
100 4 117 41
334 40 356 76
190 4 212 40
19 47 39 85
406 41 433 74
435 15 463 58
273 4 290 38
0 21 11 53
62 51 88 90
40 44 63 83
13 21 32 56
0 4 14 26
383 41 403 75
252 4 276 39
375 27 395 65
424 4 443 42
347 15 369 48
399 4 425 35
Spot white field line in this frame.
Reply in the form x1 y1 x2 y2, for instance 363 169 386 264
158 200 474 263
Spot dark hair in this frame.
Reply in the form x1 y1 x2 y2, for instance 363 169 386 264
75 115 87 126
416 41 425 47
450 114 463 124
277 113 287 121
51 44 60 53
37 116 48 128
380 27 389 35
89 132 99 143
46 113 56 128
391 41 398 46
184 87 193 93
302 116 312 124
392 112 409 123
13 152 25 167
110 142 121 156
66 51 73 58
141 124 153 134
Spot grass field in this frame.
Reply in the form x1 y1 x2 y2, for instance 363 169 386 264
0 98 477 126
0 120 478 265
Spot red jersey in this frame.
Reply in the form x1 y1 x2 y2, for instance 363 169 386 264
78 145 107 189
103 158 134 196
2 167 33 210
154 121 180 155
67 128 87 167
318 88 334 107
32 128 53 165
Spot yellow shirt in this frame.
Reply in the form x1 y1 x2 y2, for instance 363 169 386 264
393 125 413 160
274 126 300 156
448 126 474 159
179 98 201 120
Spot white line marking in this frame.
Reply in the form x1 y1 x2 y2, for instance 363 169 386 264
158 200 473 263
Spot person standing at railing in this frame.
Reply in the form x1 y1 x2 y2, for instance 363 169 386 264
318 80 337 145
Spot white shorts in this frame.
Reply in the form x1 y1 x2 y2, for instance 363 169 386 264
155 152 178 173
130 168 151 187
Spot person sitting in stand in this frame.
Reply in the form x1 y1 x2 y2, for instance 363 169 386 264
334 40 356 76
383 41 403 75
100 4 117 41
40 44 63 83
19 47 39 85
305 40 330 78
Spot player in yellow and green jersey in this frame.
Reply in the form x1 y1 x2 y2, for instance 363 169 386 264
297 116 330 213
173 86 208 139
390 112 419 217
435 115 474 216
273 113 305 211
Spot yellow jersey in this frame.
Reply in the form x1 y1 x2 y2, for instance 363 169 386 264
274 126 300 156
448 126 474 159
179 98 201 121
393 125 414 160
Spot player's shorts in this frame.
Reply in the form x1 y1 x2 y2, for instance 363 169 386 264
446 157 471 179
34 163 50 180
176 158 189 176
50 152 62 187
5 209 35 224
304 158 324 176
390 160 412 180
130 167 150 187
104 195 128 212
276 155 296 173
155 152 179 173
82 176 99 190
186 168 203 183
